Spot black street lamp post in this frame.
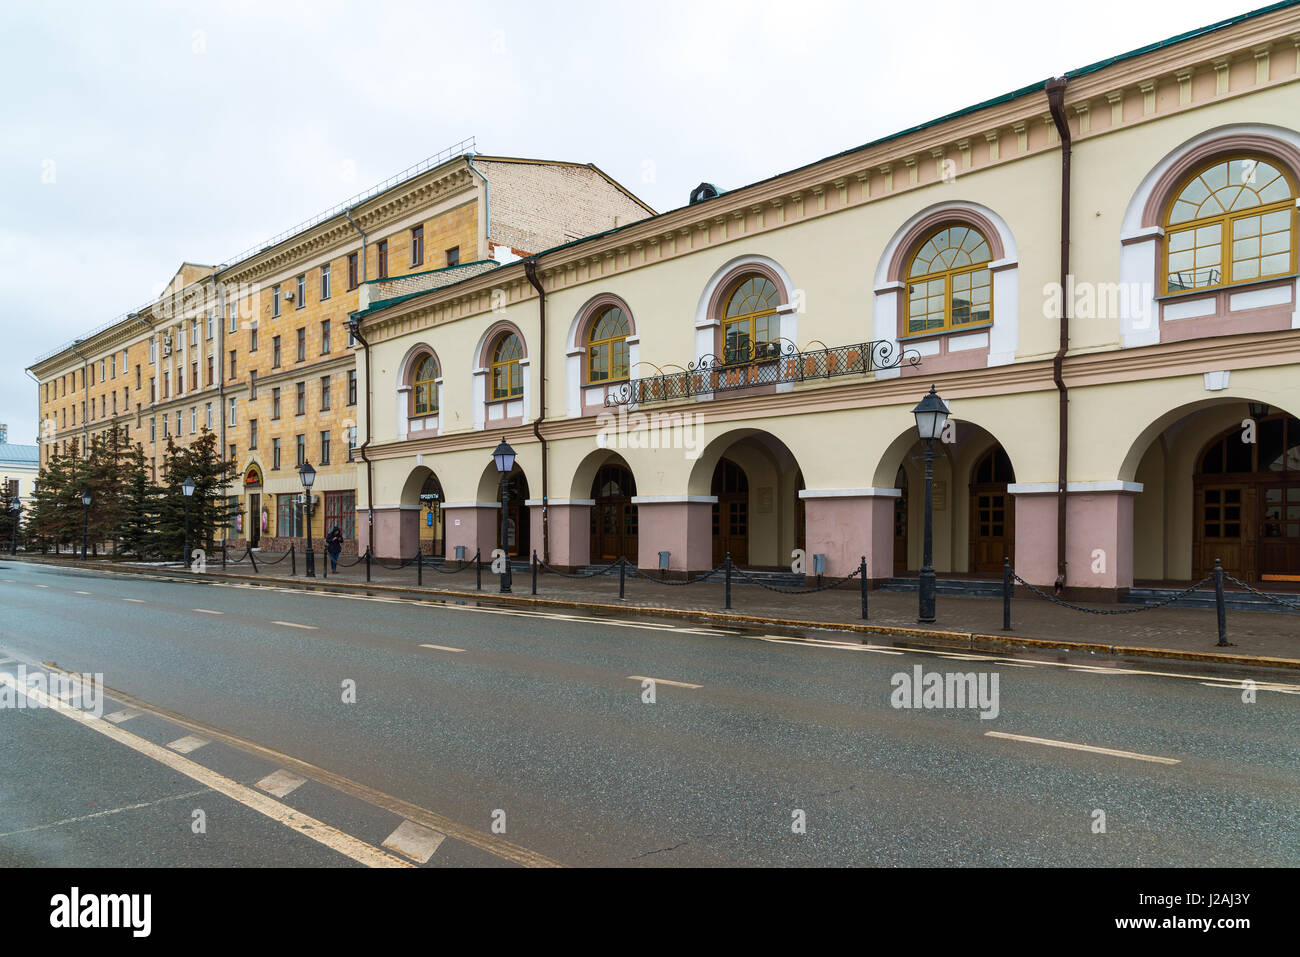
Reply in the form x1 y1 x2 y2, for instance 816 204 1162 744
80 490 91 561
11 498 21 555
911 385 950 624
181 477 195 568
299 461 317 577
492 438 516 593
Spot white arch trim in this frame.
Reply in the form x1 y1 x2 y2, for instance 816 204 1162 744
692 254 799 395
871 201 1020 374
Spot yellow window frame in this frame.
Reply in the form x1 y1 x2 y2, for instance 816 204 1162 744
490 335 523 400
1163 204 1297 294
412 355 438 415
903 261 994 337
586 308 630 384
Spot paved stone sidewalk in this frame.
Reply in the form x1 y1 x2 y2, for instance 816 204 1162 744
206 552 1300 664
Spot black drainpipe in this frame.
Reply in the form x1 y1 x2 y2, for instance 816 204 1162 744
523 257 550 564
1046 77 1071 593
347 316 376 553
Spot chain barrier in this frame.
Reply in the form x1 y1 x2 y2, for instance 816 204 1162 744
1012 571 1213 614
429 556 477 574
257 550 294 567
729 563 863 595
372 553 421 571
334 551 368 568
1224 574 1300 612
623 563 726 586
536 557 627 580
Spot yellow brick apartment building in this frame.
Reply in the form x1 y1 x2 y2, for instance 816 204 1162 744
27 147 653 553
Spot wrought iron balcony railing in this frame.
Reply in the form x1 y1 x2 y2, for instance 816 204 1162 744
604 339 920 408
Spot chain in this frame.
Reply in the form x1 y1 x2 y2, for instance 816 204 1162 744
729 563 863 594
537 557 626 579
1012 571 1213 614
623 564 726 586
429 557 476 574
1224 574 1300 611
258 550 293 566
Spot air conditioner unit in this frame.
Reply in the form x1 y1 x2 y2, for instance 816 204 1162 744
284 290 295 301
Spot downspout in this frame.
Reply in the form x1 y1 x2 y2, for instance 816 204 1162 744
131 311 155 480
71 342 89 458
210 270 227 549
344 208 374 550
1046 77 1072 594
523 257 550 564
346 316 375 552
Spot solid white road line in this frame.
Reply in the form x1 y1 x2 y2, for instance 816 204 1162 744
272 620 317 630
627 675 702 690
382 820 446 863
257 769 308 798
167 735 210 754
419 643 466 653
0 673 411 868
985 731 1181 765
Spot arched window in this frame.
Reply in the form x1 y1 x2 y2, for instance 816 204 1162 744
905 226 993 335
412 354 438 415
1164 156 1297 293
490 333 523 400
721 276 780 364
587 307 630 384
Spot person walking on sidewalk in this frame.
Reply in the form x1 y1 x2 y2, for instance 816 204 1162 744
326 526 344 572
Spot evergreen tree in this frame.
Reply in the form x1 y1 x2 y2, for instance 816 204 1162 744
156 430 239 562
0 480 21 552
28 440 86 553
114 441 162 559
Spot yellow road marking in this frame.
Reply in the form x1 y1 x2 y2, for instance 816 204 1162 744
0 672 411 868
419 643 466 653
985 731 1180 765
628 675 702 690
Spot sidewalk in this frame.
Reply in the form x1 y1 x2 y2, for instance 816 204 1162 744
173 552 1300 668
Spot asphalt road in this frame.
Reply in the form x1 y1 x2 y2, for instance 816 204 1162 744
1 559 1296 867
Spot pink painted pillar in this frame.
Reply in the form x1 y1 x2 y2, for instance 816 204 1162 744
633 498 714 574
370 507 419 560
441 504 499 563
800 491 896 579
1066 490 1137 591
1010 491 1057 587
528 501 593 569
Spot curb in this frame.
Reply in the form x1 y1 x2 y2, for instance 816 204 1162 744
9 556 1300 674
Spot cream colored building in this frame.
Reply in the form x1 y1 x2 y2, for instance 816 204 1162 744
354 5 1300 595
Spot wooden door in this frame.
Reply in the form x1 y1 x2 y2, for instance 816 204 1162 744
968 447 1014 575
1258 483 1300 580
711 458 749 566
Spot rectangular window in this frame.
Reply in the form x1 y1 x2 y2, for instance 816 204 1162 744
296 433 306 467
228 397 236 426
150 377 156 402
321 320 331 354
229 444 236 462
324 490 356 540
446 246 460 267
250 325 258 352
272 284 281 317
206 356 214 386
191 361 199 391
377 240 389 279
153 417 159 441
320 430 331 465
296 328 306 362
320 375 331 410
99 359 106 381
163 371 170 398
249 369 257 399
191 318 199 344
249 418 258 449
272 388 281 420
175 410 181 435
272 336 281 368
230 350 237 378
347 252 359 290
121 349 128 375
272 437 281 470
348 369 357 405
207 314 215 340
295 274 306 309
346 425 357 460
149 339 156 363
205 403 212 430
190 407 197 434
296 381 305 415
228 303 237 334
135 366 141 389
411 225 424 266
277 493 302 537
320 263 331 300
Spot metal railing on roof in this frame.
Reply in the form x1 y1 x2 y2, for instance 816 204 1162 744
32 136 477 369
225 136 476 265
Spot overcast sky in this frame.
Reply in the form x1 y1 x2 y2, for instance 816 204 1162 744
0 0 1255 444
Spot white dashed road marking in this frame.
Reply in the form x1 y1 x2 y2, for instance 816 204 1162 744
123 598 146 603
193 608 224 615
382 820 446 863
257 769 308 798
986 731 1180 765
167 735 210 754
272 621 317 630
419 643 466 653
104 709 141 724
627 675 702 690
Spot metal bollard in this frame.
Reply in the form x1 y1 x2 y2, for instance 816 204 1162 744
322 544 327 578
1214 558 1230 647
417 549 423 586
249 549 259 574
725 552 732 610
222 542 227 570
475 548 481 591
619 558 626 600
860 555 868 620
531 550 538 596
1002 557 1013 631
365 546 371 583
291 544 296 577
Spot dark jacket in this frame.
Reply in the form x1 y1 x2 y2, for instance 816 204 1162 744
326 529 344 555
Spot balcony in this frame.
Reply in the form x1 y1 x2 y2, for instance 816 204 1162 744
604 339 920 408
